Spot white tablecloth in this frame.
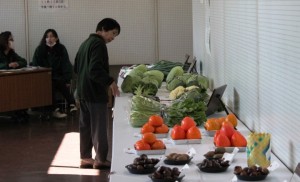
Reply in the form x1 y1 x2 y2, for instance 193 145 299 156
109 77 293 182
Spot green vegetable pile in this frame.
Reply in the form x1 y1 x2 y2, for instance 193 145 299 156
148 60 183 80
164 88 209 127
121 64 164 96
165 66 209 91
130 95 162 127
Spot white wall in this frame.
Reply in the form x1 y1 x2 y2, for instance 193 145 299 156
193 0 300 171
0 1 27 59
0 0 192 65
157 0 193 62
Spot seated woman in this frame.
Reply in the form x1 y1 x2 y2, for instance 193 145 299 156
0 31 29 122
0 31 27 69
31 29 77 119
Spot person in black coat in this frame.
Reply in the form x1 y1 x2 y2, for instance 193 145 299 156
32 29 77 118
74 18 120 169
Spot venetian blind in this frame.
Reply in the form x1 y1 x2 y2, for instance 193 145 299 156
257 0 300 170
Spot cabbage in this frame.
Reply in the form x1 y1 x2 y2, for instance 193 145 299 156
143 70 164 88
186 74 199 87
166 77 185 91
166 66 184 83
197 75 209 89
121 75 142 93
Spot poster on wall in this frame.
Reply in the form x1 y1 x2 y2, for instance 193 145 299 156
205 0 211 56
39 0 69 11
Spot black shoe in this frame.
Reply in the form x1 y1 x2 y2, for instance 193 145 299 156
93 160 111 170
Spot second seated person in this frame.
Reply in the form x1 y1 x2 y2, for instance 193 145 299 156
31 29 77 119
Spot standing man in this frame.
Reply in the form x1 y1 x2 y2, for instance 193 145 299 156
74 18 120 169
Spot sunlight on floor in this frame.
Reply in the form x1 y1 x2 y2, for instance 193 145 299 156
47 132 99 176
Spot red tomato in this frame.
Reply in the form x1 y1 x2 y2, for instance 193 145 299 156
186 126 201 139
215 133 231 147
148 115 164 127
134 140 151 150
214 130 221 145
171 125 186 140
231 131 247 147
181 116 196 131
220 124 235 139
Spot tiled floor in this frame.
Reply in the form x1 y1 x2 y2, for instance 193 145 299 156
0 65 124 182
0 109 112 182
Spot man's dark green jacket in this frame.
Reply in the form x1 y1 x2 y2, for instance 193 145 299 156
74 34 114 103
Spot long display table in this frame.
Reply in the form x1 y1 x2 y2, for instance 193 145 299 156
109 77 293 182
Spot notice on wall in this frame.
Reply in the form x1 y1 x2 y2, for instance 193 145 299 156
39 0 69 11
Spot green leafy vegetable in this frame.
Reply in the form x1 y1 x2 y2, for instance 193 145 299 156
166 66 184 83
164 88 208 127
130 95 162 127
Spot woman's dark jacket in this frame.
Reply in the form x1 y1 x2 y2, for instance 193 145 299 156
31 43 73 83
0 50 27 69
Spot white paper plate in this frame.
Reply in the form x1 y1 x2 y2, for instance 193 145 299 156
205 130 217 137
214 146 246 152
171 139 202 145
124 148 166 155
134 132 169 138
154 133 169 138
135 149 166 155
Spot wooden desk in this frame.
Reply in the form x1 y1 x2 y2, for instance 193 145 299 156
0 67 52 112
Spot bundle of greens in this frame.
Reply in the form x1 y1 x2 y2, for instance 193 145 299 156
130 95 162 127
164 88 208 127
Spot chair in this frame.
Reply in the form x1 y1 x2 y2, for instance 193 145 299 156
182 54 191 72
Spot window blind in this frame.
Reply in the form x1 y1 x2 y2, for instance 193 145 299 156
193 0 300 170
258 0 300 170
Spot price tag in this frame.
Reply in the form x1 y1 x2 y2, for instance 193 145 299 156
267 161 280 171
187 147 197 157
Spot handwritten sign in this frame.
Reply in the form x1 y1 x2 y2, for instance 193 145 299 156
39 0 69 11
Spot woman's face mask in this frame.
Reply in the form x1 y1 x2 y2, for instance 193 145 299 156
46 32 58 47
8 40 14 50
46 38 56 47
